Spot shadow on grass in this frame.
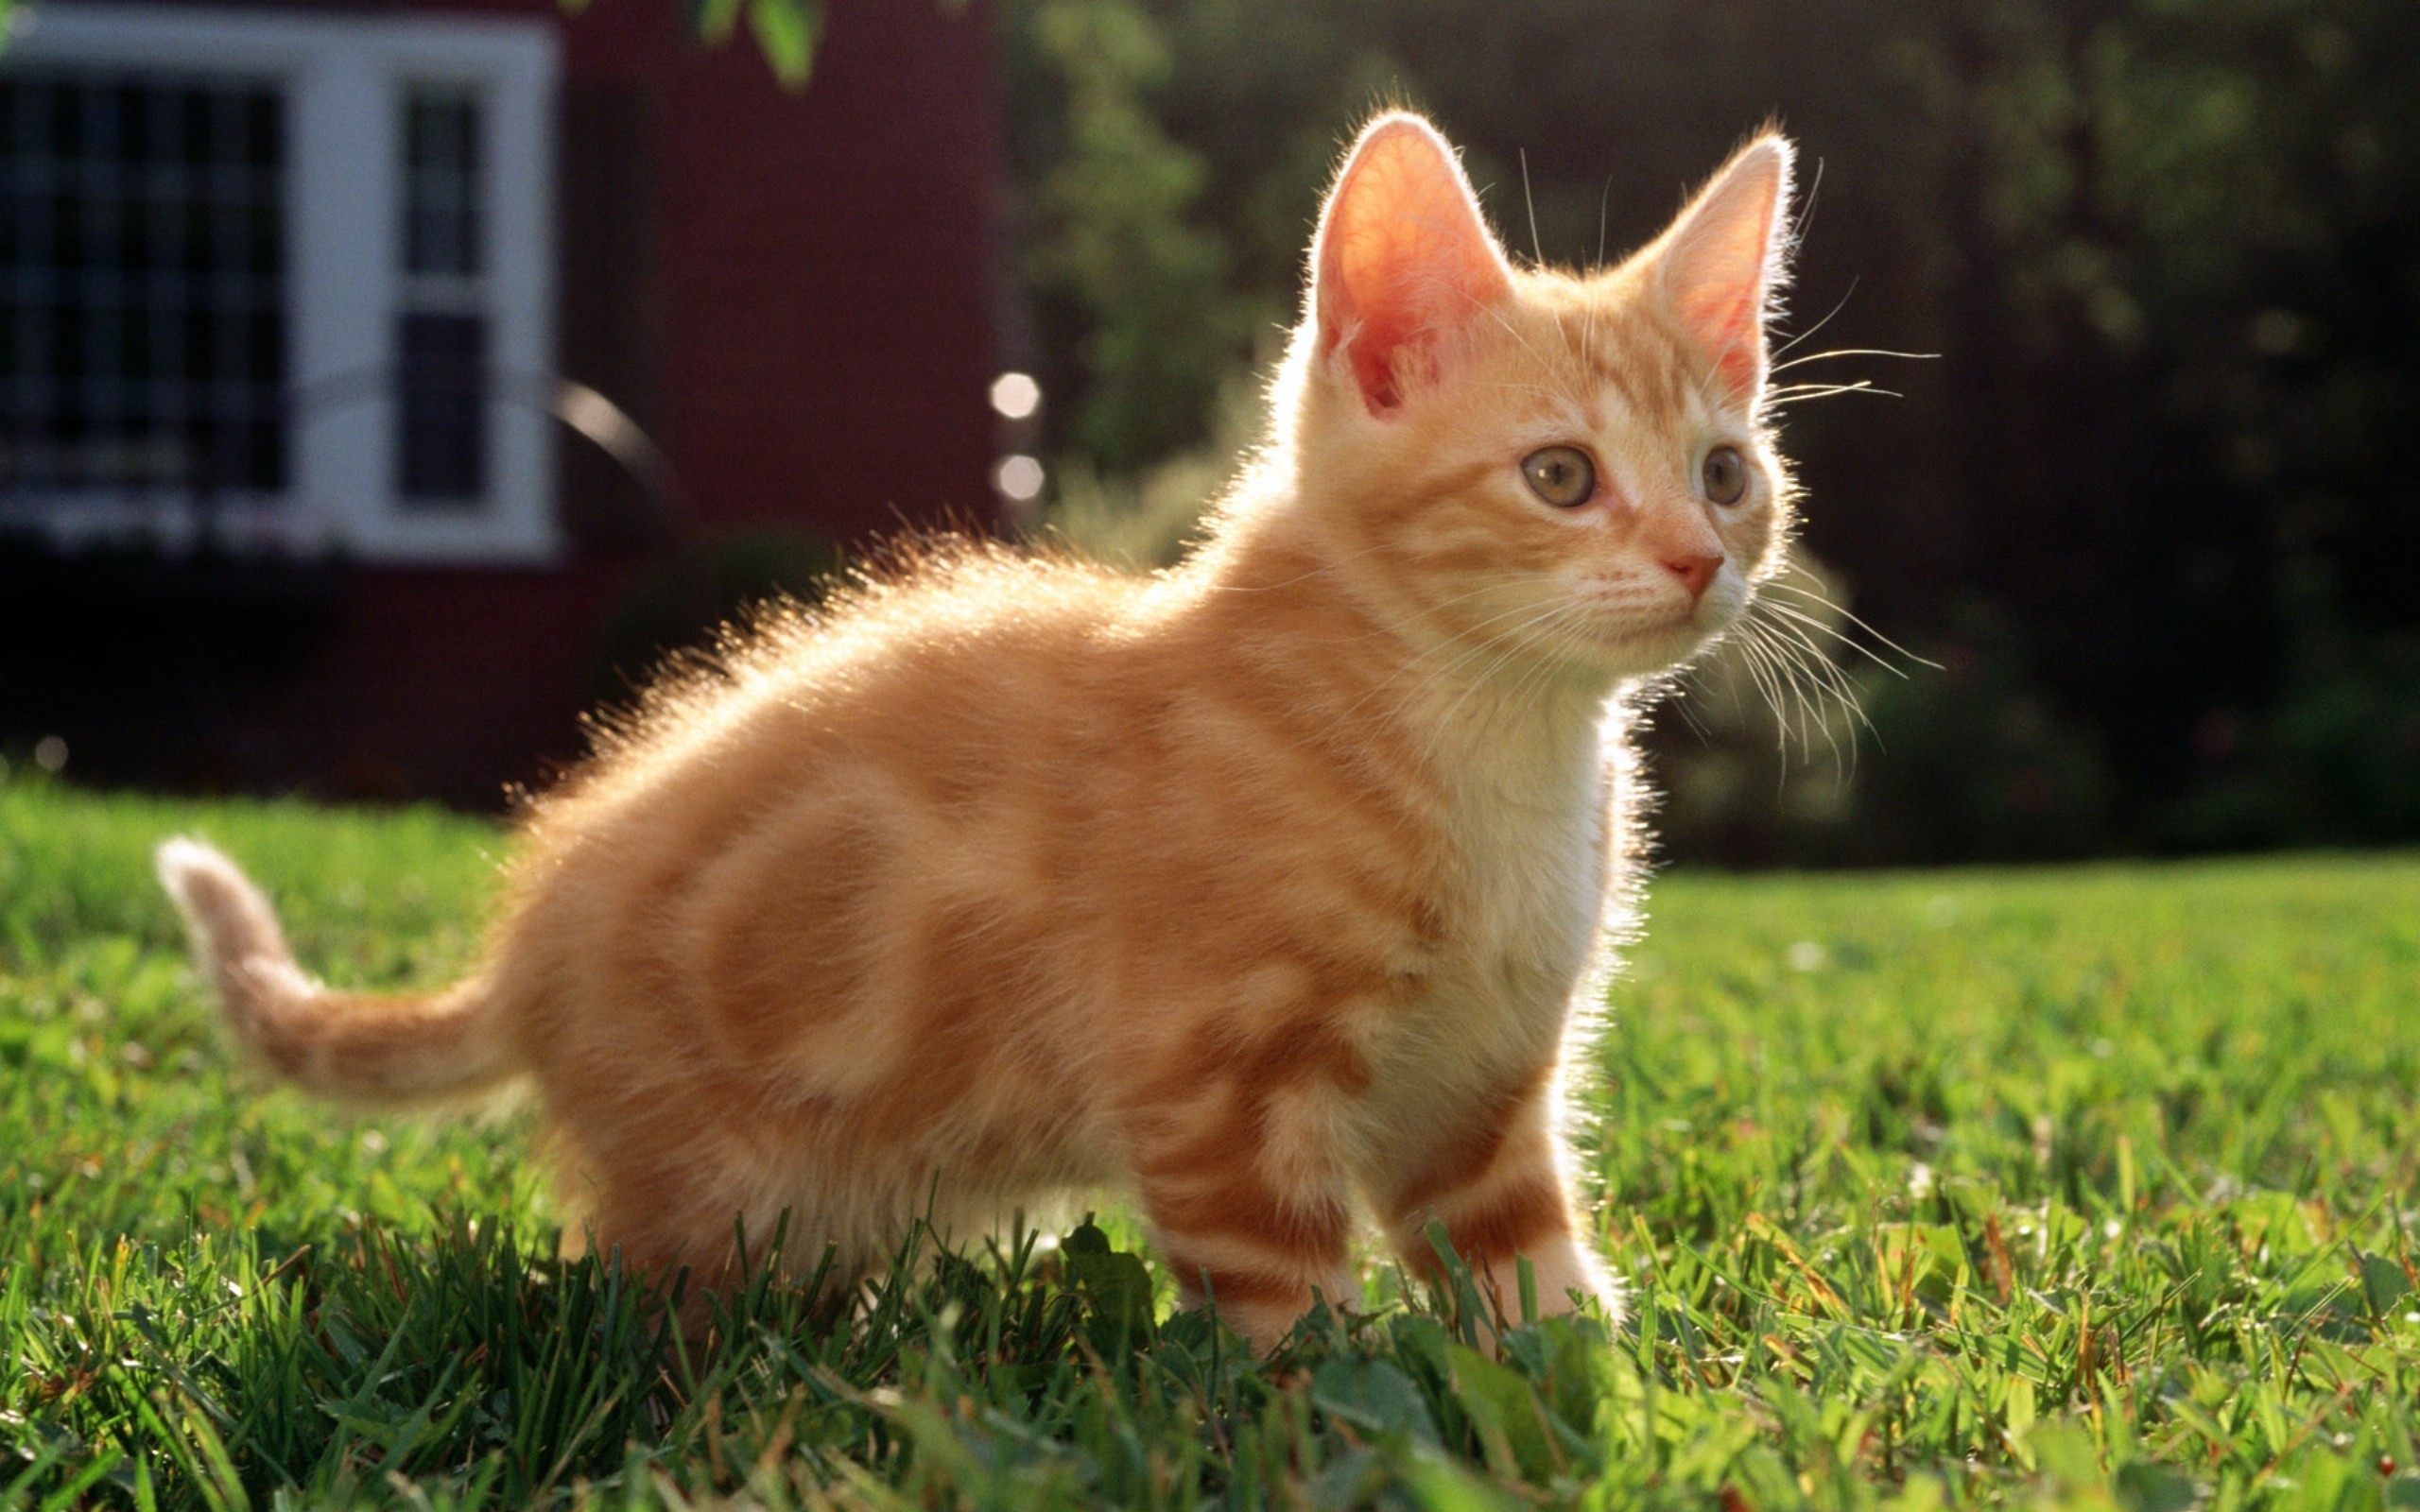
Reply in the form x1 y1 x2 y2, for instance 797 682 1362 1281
12 1207 1629 1509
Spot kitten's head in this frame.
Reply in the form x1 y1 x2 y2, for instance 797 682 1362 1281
1272 112 1798 684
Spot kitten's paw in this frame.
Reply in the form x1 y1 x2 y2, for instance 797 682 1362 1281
1483 1238 1622 1330
1187 1265 1362 1356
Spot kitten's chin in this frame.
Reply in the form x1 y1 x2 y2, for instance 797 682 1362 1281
1584 608 1735 678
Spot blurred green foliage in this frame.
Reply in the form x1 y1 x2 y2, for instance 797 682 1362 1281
1004 0 1259 473
663 0 826 85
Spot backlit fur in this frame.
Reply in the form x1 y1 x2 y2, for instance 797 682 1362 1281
158 112 1799 1350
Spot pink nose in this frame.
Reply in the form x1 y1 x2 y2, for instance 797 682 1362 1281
1664 550 1724 599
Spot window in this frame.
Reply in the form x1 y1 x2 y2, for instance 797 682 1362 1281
0 6 561 564
0 75 289 497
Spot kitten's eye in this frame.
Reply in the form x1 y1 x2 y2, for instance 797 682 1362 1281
1521 446 1597 508
1701 445 1749 507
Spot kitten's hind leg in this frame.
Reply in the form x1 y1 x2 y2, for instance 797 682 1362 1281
563 1181 741 1349
561 1142 858 1357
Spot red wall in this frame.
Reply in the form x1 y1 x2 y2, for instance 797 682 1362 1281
267 0 1006 806
539 0 1005 543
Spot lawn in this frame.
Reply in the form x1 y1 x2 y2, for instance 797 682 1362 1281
2 770 2416 1509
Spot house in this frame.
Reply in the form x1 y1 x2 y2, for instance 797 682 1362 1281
0 0 1005 805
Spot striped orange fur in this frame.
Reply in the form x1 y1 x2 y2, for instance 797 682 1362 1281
157 112 1799 1351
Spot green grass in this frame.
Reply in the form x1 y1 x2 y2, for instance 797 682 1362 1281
3 769 2417 1509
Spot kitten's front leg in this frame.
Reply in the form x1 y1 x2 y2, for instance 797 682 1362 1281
1383 1071 1620 1330
1125 1074 1361 1353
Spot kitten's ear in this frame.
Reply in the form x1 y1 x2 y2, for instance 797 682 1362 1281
1655 133 1796 404
1312 112 1512 415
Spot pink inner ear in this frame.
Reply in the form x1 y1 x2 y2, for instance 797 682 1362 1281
1663 139 1791 402
1678 278 1767 398
1316 116 1512 413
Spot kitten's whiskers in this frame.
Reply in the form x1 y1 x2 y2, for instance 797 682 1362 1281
1766 379 1900 406
1767 346 1938 374
1769 271 1856 363
1759 579 1940 671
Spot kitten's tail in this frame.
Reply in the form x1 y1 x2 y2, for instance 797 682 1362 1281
155 837 519 1105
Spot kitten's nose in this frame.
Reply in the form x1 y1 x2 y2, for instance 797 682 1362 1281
1664 550 1724 599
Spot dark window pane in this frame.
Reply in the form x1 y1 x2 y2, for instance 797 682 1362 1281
49 81 80 158
176 196 211 275
403 92 481 276
242 90 280 169
247 308 281 384
245 413 285 490
216 308 251 382
115 84 151 163
179 414 213 485
117 194 150 269
245 202 278 274
183 198 216 275
396 311 486 505
95 84 136 163
7 307 42 387
119 304 153 373
57 191 88 265
179 90 212 166
15 84 50 157
53 301 87 383
212 202 248 277
180 305 214 384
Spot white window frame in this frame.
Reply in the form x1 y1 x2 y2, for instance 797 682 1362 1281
0 2 561 564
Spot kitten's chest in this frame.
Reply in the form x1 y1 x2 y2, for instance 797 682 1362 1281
1361 737 1615 1127
1450 775 1608 1005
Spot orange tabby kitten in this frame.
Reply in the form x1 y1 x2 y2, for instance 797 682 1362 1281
159 112 1796 1350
